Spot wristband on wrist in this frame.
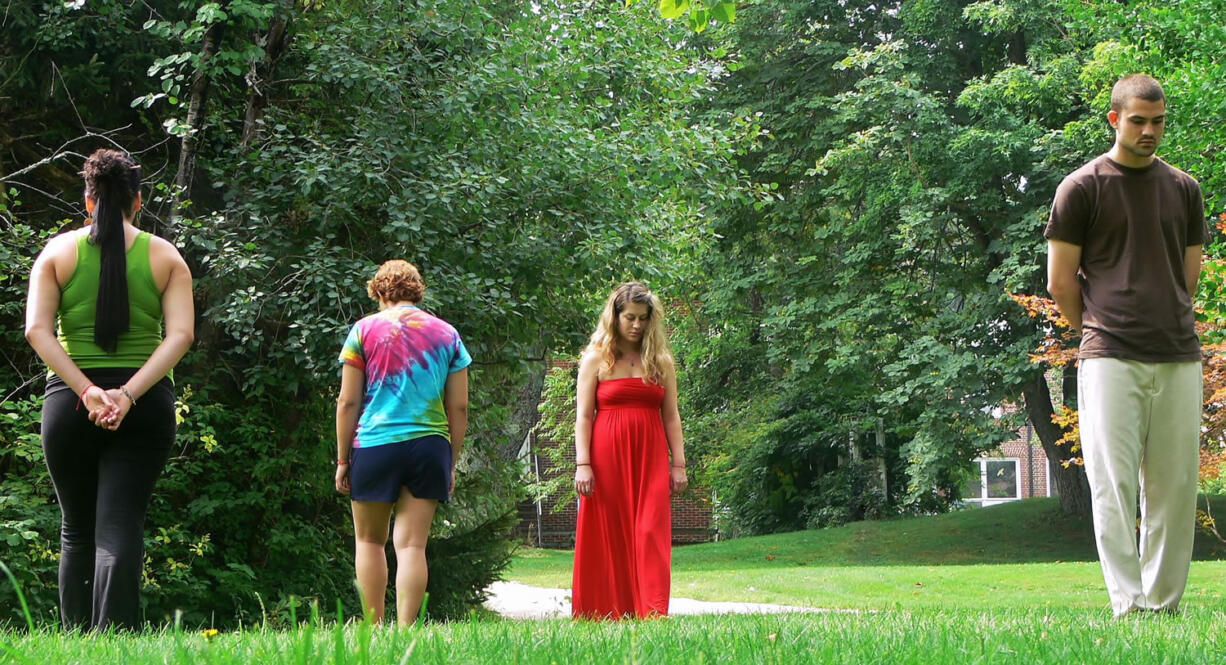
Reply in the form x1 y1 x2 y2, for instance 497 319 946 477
76 384 96 411
576 462 591 467
120 386 137 406
337 459 349 466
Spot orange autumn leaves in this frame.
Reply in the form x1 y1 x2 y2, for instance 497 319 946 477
1009 293 1079 369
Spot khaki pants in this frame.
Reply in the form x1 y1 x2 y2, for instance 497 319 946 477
1078 358 1201 616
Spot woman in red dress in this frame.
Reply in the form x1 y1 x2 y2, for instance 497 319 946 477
572 282 687 619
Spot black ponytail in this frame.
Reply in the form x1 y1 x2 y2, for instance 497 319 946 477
82 149 141 353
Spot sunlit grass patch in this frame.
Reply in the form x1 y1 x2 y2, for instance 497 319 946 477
507 497 1226 611
4 608 1226 665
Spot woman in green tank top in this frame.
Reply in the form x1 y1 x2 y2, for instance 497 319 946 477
24 148 194 631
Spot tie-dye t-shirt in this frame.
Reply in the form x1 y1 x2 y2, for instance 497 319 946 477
338 305 472 448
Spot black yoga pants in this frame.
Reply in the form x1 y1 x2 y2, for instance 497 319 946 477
41 374 174 631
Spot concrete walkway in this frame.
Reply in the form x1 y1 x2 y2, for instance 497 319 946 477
483 581 833 619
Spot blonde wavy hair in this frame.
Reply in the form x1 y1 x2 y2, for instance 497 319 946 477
585 282 673 385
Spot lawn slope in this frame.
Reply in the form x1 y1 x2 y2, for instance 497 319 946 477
507 496 1226 610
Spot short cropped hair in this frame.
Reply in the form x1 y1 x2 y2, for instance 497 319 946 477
367 260 425 304
1111 74 1164 112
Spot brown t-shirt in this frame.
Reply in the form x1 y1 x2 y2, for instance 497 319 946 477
1044 154 1206 362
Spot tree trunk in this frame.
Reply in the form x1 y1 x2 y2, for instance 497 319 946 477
1061 362 1077 410
1007 30 1027 66
1022 372 1092 515
875 416 888 496
241 15 291 148
169 21 224 238
499 360 548 462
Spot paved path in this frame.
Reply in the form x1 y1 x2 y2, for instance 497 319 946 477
483 581 835 619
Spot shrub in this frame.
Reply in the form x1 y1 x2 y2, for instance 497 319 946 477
0 396 61 626
801 461 889 529
0 382 519 629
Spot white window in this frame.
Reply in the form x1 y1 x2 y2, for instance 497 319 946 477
963 458 1021 506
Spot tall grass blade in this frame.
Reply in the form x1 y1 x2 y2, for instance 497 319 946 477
416 592 429 627
332 598 346 665
355 616 371 665
0 639 32 665
396 638 418 665
0 559 35 633
254 591 268 632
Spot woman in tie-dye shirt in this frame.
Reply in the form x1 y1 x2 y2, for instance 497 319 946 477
335 259 470 625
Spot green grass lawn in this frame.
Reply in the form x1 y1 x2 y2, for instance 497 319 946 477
5 608 1226 664
508 496 1226 609
4 497 1225 664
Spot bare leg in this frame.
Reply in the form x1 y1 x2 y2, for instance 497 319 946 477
351 500 394 623
391 488 438 626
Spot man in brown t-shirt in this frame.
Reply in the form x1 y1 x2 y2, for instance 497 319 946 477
1045 74 1206 617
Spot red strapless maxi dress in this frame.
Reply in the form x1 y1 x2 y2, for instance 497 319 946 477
572 377 671 619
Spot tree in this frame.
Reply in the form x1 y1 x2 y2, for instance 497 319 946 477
677 0 1226 530
0 0 740 625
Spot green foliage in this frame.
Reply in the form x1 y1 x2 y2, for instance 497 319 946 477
686 385 902 535
0 397 60 625
12 0 1220 632
136 394 355 628
1203 471 1226 497
674 0 1223 528
529 363 580 510
644 0 737 32
1064 0 1226 217
1 0 739 628
801 462 889 529
134 0 280 127
423 505 518 621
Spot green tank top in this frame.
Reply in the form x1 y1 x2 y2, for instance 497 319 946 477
55 231 168 378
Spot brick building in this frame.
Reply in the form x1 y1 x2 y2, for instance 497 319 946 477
961 423 1057 506
516 430 715 548
516 355 716 548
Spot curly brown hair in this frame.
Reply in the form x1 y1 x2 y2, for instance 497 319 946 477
367 260 425 304
82 148 141 207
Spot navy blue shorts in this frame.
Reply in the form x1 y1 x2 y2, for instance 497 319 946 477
349 435 452 503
